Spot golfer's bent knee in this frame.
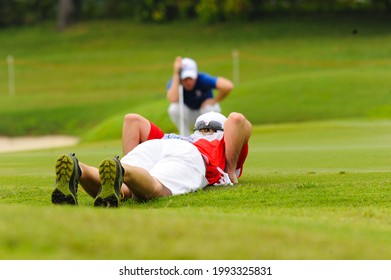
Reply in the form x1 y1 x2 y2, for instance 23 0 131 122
228 112 245 123
124 113 142 123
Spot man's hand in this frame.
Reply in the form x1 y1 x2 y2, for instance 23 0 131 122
201 98 217 106
173 56 182 75
227 171 238 184
167 56 183 103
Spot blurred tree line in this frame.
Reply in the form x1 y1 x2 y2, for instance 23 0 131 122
1 0 390 29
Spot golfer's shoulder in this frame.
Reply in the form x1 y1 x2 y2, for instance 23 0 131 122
197 72 218 88
198 72 217 80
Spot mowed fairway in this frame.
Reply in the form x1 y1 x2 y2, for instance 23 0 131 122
1 120 391 259
0 15 391 260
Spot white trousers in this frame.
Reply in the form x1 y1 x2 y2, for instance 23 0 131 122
168 102 221 136
121 139 208 195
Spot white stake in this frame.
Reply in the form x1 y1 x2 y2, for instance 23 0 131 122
232 49 239 85
7 55 15 96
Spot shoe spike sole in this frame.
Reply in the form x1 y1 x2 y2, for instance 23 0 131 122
52 154 78 205
94 159 119 208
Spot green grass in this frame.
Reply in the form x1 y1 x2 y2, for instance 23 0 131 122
1 15 391 260
0 16 391 136
1 120 391 259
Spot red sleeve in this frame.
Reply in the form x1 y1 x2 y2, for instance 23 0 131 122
148 121 165 140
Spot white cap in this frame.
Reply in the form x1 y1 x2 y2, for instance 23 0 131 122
181 58 198 79
194 111 227 131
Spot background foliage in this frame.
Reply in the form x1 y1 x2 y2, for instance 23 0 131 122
0 7 391 261
1 0 391 28
1 15 391 139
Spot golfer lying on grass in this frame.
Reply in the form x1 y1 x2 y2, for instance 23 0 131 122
51 111 252 207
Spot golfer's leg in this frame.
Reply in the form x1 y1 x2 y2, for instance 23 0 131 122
224 112 252 183
168 103 181 131
122 114 152 155
77 162 131 199
168 103 194 135
200 103 221 114
78 163 102 198
122 164 172 200
186 109 200 135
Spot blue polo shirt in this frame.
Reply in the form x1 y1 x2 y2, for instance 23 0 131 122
167 72 218 110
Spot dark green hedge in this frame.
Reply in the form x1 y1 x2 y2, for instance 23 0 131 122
1 0 390 27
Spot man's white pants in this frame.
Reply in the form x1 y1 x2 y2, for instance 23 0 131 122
168 102 221 136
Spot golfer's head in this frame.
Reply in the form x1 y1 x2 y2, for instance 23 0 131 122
194 112 226 135
180 58 197 90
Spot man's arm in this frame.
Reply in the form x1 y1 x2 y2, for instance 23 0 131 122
202 76 234 107
166 56 182 103
223 112 252 183
214 76 234 102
